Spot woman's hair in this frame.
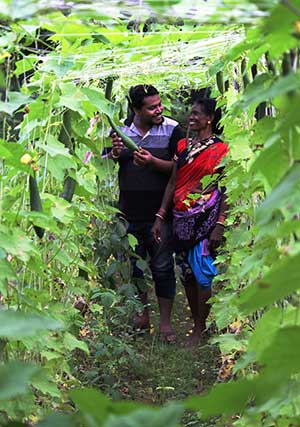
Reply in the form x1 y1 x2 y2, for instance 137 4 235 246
193 96 223 134
128 84 159 110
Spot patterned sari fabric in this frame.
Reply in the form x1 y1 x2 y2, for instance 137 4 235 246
172 136 228 287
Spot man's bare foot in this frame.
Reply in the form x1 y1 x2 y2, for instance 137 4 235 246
185 328 207 348
185 332 202 348
133 312 150 332
159 329 177 344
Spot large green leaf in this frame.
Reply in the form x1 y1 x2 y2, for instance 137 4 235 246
70 388 110 427
0 91 31 115
39 134 73 158
81 87 118 118
0 259 16 295
63 332 89 354
185 378 254 417
0 228 36 262
259 326 300 375
250 137 290 188
0 362 39 400
256 163 300 225
232 73 300 114
105 402 184 427
237 252 300 314
0 311 63 339
38 413 78 427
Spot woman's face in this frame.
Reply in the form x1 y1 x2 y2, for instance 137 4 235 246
189 103 212 132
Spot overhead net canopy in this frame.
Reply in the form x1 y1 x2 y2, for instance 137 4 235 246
0 0 278 89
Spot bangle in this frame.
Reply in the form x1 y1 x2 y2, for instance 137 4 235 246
216 221 225 227
157 208 167 216
111 150 120 160
155 213 165 221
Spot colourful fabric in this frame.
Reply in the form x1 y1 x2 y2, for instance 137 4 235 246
172 136 228 252
173 188 223 251
174 136 229 211
188 240 217 289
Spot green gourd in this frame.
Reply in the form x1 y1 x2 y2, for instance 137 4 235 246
106 115 139 151
216 71 224 94
61 176 76 202
29 175 45 239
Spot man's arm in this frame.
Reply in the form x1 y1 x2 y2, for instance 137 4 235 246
133 149 173 174
133 124 184 174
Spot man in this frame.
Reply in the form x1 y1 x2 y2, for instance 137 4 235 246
106 84 183 343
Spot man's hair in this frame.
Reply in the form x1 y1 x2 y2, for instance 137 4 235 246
128 84 159 110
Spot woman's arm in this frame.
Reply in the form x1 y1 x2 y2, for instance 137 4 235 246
208 189 228 252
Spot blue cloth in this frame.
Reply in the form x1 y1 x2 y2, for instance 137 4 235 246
187 240 217 289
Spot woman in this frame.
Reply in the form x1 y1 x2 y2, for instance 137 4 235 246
152 97 229 346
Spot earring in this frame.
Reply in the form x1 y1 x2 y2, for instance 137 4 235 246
207 120 211 124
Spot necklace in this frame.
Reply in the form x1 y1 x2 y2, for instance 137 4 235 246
186 135 216 163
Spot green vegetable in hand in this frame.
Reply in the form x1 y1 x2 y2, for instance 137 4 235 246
106 115 139 151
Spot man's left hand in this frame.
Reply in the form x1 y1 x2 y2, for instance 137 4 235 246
208 223 225 252
133 148 153 166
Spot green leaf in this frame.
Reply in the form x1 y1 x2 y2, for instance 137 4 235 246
70 388 110 427
100 291 116 309
259 326 300 376
38 413 78 427
128 233 138 249
185 378 254 418
15 56 38 76
250 137 290 188
211 333 247 354
40 134 72 158
0 259 16 296
0 310 63 339
145 0 182 14
0 91 31 115
233 74 300 114
31 371 61 398
105 402 183 427
0 362 39 400
248 307 300 362
41 57 75 78
0 228 35 262
256 163 300 225
81 87 118 117
237 252 300 314
63 332 89 354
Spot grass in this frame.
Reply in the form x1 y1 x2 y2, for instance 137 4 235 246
76 287 222 426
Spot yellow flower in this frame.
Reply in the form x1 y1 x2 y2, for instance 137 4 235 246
20 153 32 165
0 51 11 61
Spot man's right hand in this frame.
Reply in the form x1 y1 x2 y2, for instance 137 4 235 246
111 132 124 157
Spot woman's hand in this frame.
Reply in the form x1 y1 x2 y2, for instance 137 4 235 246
208 223 225 252
152 218 163 243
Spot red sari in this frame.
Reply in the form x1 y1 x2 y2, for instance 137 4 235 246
174 136 229 211
172 136 229 251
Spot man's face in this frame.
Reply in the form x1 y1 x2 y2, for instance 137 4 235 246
137 95 164 126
